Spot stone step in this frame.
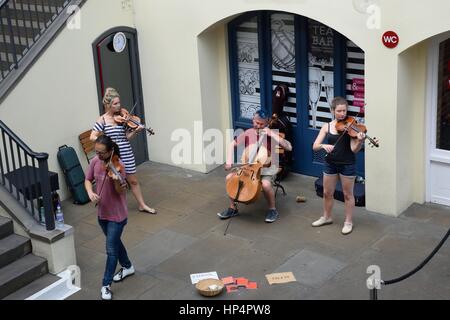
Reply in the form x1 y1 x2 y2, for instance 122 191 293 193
0 254 48 300
0 217 13 240
0 234 31 269
3 273 61 300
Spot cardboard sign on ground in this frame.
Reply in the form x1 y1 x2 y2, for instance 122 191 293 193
265 272 297 285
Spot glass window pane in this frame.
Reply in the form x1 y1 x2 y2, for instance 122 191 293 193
436 38 450 151
271 13 296 125
308 19 334 129
237 16 261 120
346 40 365 124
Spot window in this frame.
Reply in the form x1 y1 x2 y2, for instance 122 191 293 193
436 38 450 151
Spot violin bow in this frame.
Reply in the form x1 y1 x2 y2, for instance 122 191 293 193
126 102 155 135
128 102 138 115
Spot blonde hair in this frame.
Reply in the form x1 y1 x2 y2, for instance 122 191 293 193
102 88 120 107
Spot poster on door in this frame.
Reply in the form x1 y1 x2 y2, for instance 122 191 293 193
352 78 365 113
308 19 334 129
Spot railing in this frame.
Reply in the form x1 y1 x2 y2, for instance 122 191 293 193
0 119 55 230
0 0 72 82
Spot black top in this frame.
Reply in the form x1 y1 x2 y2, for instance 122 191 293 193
325 123 355 165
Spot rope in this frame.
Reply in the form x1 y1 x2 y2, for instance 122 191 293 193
382 226 450 285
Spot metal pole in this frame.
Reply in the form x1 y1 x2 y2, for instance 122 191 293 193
370 288 378 300
37 155 54 230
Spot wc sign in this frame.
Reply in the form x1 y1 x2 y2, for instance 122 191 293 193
382 31 399 48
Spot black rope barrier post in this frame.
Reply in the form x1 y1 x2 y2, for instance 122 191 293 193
370 288 378 300
368 226 450 300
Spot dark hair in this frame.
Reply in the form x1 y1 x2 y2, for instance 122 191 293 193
95 135 120 157
331 97 348 111
254 109 269 120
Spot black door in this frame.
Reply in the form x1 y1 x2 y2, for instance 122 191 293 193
93 27 148 166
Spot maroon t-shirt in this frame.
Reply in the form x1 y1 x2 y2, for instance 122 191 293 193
86 156 128 222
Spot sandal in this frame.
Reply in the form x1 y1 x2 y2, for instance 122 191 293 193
139 207 157 214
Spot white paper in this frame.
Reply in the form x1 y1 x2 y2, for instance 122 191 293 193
190 271 219 284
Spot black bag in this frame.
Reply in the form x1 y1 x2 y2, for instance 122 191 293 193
57 145 90 204
314 176 365 207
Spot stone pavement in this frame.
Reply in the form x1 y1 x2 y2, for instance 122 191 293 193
66 162 450 300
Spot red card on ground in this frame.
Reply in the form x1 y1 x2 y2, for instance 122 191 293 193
236 278 249 286
221 276 235 285
246 282 258 289
226 285 238 293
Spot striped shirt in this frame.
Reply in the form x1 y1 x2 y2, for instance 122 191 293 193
93 121 137 174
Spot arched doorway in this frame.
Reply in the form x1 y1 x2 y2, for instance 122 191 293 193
228 11 366 177
92 27 148 166
427 32 450 206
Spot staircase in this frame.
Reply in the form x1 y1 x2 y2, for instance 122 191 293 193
0 216 59 300
0 0 84 99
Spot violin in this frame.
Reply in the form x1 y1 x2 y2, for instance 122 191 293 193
104 154 126 186
335 116 380 148
95 153 126 207
114 108 155 136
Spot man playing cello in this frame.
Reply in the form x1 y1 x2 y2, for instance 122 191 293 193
217 110 292 223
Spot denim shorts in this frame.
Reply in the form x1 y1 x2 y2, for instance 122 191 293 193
323 162 356 178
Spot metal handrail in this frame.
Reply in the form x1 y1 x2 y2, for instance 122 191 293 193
0 119 55 230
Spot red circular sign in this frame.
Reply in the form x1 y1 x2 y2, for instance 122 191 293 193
382 31 399 48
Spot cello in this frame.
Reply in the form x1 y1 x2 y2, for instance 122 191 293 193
225 123 273 204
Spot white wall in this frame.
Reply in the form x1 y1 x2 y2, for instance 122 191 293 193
397 41 428 212
133 0 450 216
0 0 134 200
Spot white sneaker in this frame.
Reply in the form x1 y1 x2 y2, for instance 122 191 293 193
101 285 112 300
312 216 333 227
113 265 135 282
342 222 353 235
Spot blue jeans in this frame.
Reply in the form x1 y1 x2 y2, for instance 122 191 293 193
98 218 132 287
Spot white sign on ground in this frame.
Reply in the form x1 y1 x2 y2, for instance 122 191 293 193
190 271 219 284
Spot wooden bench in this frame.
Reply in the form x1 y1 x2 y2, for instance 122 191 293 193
79 129 95 163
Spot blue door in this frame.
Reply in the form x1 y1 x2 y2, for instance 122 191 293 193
228 12 366 178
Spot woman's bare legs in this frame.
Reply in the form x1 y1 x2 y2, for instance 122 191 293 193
127 173 156 213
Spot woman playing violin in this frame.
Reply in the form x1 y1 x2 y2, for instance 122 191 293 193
90 87 157 214
218 110 292 223
311 97 366 235
84 135 135 300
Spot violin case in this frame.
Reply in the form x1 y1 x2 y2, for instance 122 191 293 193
271 84 293 180
57 145 90 204
314 176 365 207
